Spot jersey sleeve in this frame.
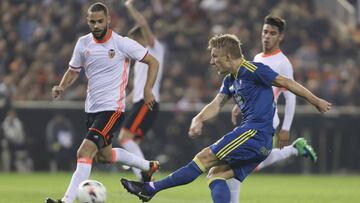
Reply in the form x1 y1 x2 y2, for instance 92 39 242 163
253 63 278 87
280 59 295 130
119 37 148 61
69 39 84 72
281 90 296 130
279 60 294 80
219 75 233 96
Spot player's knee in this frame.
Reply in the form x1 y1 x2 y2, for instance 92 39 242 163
95 153 112 163
76 139 98 159
76 148 92 160
195 147 217 168
207 166 234 180
207 168 219 180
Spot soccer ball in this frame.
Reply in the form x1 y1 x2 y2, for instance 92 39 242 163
77 180 107 203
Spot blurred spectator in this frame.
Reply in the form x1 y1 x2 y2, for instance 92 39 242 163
45 113 75 172
1 109 33 172
0 0 358 105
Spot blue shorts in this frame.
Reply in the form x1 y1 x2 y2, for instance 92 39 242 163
210 127 272 182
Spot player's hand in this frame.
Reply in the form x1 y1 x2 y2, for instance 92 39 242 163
188 116 203 139
231 105 240 125
315 98 331 113
52 86 64 99
277 130 289 148
144 89 155 111
125 0 134 7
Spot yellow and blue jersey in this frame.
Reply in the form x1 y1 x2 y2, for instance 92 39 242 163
220 60 278 134
210 60 279 181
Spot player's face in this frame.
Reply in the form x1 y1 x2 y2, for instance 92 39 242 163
261 24 283 52
210 48 230 75
87 11 109 40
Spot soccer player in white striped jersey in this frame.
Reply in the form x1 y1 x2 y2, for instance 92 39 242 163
227 16 318 203
118 0 165 182
46 3 160 203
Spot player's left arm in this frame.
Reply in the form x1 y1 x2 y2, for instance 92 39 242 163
125 0 155 47
272 75 331 113
140 53 159 110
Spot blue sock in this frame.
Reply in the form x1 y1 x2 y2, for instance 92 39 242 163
145 160 204 194
209 179 230 203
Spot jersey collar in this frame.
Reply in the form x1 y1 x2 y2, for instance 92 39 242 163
93 29 112 43
232 59 246 79
261 49 281 57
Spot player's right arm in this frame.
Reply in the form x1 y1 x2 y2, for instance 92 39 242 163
272 75 331 113
125 0 155 47
189 93 230 138
52 68 79 99
53 37 83 99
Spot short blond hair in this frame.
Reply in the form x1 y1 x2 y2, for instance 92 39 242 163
208 34 243 59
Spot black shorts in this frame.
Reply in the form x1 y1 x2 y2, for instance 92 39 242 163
123 100 159 139
86 111 124 148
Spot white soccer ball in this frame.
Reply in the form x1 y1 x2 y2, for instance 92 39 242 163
77 180 107 203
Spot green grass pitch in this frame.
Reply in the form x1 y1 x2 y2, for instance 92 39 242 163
0 172 359 203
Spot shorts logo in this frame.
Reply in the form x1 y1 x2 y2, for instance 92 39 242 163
108 49 115 59
260 147 270 156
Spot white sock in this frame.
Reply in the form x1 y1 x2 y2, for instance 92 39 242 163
121 140 145 179
227 178 241 203
112 148 149 172
257 145 298 170
62 158 92 203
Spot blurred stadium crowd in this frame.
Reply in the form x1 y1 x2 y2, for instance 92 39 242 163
0 0 359 107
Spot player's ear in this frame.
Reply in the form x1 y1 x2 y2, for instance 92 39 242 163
226 53 232 62
107 14 111 25
279 32 284 42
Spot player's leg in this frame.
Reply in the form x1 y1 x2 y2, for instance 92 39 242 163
46 138 98 203
227 178 241 203
119 100 158 180
46 111 123 203
61 139 98 203
207 165 234 203
224 128 272 203
121 146 219 202
120 127 260 202
95 144 159 175
256 137 317 171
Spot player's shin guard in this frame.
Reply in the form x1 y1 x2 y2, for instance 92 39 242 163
146 158 205 194
62 158 92 203
111 148 149 171
227 178 241 203
209 178 231 203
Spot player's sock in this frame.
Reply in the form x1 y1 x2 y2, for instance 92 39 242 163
121 139 144 179
145 158 205 195
256 146 297 170
209 179 231 203
227 178 241 203
111 148 149 171
62 158 92 203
